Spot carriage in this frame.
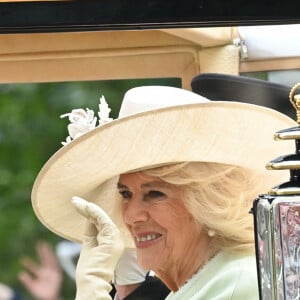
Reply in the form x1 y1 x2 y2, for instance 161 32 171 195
0 1 300 299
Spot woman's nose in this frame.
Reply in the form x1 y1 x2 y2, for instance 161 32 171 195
123 197 149 225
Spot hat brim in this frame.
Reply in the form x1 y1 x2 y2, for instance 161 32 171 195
31 101 296 246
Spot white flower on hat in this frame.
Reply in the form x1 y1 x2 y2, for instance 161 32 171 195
98 95 113 125
60 96 113 145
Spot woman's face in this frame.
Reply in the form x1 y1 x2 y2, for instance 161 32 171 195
118 172 209 273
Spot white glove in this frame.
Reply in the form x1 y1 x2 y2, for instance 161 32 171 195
71 196 124 300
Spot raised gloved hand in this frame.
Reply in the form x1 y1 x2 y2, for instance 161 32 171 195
71 196 124 300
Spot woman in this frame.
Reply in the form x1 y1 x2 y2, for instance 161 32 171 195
32 86 296 299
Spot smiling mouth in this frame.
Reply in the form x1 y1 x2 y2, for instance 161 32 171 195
135 233 162 243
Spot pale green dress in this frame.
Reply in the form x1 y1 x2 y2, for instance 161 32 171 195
165 252 259 300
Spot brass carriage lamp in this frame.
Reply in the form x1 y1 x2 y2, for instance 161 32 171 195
252 82 300 300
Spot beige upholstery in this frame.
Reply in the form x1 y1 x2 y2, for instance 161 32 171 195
0 28 239 89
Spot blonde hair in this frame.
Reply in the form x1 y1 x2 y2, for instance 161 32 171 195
142 162 262 254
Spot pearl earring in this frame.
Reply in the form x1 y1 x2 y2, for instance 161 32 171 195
207 229 215 237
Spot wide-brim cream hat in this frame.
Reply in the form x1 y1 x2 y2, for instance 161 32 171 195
32 85 296 247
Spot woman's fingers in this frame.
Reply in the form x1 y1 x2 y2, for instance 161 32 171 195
72 196 124 254
71 196 117 229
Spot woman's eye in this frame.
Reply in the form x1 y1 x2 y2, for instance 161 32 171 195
119 190 132 199
147 190 166 198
